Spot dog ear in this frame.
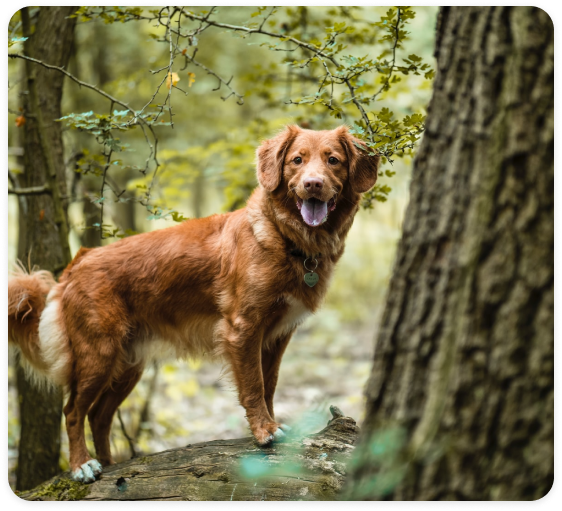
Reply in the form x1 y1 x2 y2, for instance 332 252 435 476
337 126 380 193
256 125 300 191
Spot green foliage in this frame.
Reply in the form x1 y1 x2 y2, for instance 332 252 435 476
59 108 173 134
239 453 303 481
345 425 409 499
8 6 435 237
8 36 27 47
145 206 187 223
69 6 144 24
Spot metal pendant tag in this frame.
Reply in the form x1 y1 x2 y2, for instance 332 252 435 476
303 256 320 288
304 271 319 287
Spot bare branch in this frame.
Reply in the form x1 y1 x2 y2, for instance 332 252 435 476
8 52 159 174
116 408 137 459
181 48 244 105
178 10 340 68
8 184 51 196
10 54 134 118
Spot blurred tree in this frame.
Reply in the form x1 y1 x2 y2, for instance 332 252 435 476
345 6 553 500
11 7 76 491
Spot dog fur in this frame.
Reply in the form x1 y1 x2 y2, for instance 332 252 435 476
8 125 379 483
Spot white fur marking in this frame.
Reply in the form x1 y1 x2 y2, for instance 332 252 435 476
268 295 311 343
37 290 71 387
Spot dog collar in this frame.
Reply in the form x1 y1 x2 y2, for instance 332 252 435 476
288 247 321 287
289 247 321 259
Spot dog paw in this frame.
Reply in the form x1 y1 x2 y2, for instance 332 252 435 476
274 424 292 439
254 423 291 445
71 459 103 484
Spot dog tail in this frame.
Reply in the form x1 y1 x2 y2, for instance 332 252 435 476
8 263 70 388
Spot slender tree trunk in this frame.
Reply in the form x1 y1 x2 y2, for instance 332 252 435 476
15 6 77 491
345 6 553 501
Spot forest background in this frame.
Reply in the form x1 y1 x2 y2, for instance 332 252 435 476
7 6 437 488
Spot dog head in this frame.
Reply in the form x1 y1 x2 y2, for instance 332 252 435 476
257 125 380 227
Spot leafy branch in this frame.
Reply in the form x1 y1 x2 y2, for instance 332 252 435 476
10 5 435 235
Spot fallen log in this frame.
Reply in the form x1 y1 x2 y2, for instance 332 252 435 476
17 406 359 501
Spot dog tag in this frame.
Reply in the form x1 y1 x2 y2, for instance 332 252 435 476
304 271 319 287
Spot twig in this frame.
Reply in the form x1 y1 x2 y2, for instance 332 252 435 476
116 408 137 459
134 362 159 442
180 48 244 104
370 7 402 102
8 184 51 196
99 146 113 239
178 11 340 67
8 52 159 175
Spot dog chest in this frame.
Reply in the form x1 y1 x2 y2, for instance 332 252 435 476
267 295 311 342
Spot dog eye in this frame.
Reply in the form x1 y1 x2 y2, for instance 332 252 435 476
328 157 339 164
293 157 303 164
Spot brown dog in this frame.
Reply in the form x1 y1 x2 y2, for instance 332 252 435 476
8 125 379 483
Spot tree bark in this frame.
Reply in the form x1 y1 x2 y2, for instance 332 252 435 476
17 408 358 501
345 6 553 500
15 6 77 491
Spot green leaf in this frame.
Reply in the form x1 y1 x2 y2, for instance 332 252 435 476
8 36 27 48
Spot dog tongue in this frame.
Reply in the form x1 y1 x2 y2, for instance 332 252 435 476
301 198 328 227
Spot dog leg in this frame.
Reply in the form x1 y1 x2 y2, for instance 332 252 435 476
222 318 289 445
64 343 122 484
262 331 294 420
88 364 144 467
64 378 108 483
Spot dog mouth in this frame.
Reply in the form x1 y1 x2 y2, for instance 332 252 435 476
296 196 337 227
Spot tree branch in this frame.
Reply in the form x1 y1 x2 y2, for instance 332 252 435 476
8 51 160 174
9 185 51 196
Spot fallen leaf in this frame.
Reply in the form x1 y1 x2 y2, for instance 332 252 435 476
39 209 45 221
15 115 26 128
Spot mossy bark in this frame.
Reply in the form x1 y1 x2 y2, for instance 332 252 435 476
14 6 77 491
345 6 553 500
17 408 358 501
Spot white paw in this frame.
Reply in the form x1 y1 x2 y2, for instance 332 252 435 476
257 433 275 445
71 459 103 484
273 424 291 440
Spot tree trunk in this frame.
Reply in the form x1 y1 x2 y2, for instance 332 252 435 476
345 6 553 500
15 6 77 491
17 408 358 501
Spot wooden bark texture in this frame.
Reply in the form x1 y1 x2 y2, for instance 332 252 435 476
17 6 76 271
17 409 358 501
14 6 77 491
346 6 553 501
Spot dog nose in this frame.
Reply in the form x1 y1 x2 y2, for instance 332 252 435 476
303 177 324 191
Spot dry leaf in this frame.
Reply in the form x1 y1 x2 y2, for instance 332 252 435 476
187 72 196 88
166 72 180 90
15 115 26 128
